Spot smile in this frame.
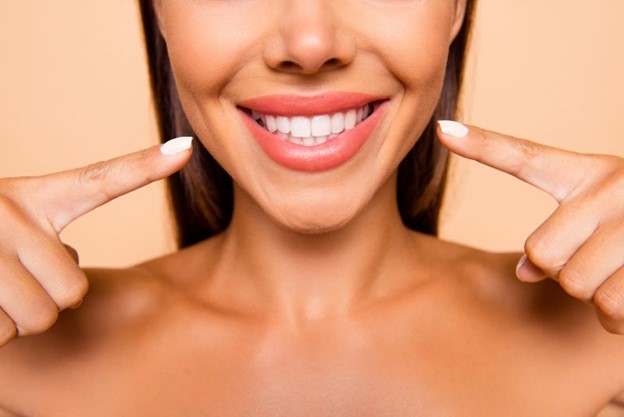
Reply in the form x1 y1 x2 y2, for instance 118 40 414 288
247 103 375 147
238 93 388 172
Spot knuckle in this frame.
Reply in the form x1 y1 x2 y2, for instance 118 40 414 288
558 267 593 300
78 161 114 200
524 235 555 271
131 151 157 183
597 312 624 335
594 286 624 321
17 299 59 336
513 139 541 178
516 138 541 160
56 275 89 309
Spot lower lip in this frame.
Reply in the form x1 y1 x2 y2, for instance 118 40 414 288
239 102 387 172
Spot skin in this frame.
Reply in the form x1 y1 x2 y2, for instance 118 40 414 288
0 0 624 415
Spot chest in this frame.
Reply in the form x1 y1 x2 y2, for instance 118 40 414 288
32 324 606 417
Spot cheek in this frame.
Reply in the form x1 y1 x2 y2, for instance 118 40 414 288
362 3 455 94
158 2 270 172
351 3 456 169
161 3 264 101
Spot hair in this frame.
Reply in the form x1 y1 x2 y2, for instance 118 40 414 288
138 0 476 248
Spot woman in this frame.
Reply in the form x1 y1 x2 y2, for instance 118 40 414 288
1 0 623 415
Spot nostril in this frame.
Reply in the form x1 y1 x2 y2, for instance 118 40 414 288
277 58 343 74
278 60 303 72
323 58 341 68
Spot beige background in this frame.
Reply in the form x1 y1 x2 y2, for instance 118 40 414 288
1 1 623 267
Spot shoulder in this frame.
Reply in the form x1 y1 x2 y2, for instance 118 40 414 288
432 237 624 383
412 233 624 339
436 239 596 332
0 238 229 414
0 264 171 412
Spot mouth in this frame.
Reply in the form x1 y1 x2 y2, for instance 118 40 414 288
239 101 382 147
237 93 388 172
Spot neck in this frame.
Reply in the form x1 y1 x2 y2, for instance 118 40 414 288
207 174 424 324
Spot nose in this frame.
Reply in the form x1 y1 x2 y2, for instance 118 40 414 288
263 0 355 75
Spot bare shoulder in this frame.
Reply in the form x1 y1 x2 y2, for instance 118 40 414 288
0 263 171 413
443 238 614 335
0 238 228 415
432 236 624 379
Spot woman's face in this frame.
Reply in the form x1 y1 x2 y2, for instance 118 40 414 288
154 0 466 233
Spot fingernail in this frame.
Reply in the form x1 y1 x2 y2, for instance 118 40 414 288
515 254 527 279
160 136 193 155
515 254 548 282
437 120 469 138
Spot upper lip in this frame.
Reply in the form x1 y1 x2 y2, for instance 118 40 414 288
238 92 385 117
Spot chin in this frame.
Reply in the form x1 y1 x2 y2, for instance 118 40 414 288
282 216 352 235
269 195 361 235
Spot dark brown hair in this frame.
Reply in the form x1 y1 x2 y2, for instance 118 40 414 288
138 0 476 248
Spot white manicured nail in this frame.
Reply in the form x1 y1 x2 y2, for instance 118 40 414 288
438 120 469 138
160 136 193 155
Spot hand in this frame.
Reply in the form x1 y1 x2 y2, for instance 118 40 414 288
0 136 193 346
437 121 624 334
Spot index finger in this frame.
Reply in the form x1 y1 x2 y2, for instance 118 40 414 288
437 121 590 202
31 136 193 232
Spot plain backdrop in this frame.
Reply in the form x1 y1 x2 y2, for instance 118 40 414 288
1 1 623 267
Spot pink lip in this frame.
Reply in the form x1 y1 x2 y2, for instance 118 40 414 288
238 94 388 172
238 92 382 117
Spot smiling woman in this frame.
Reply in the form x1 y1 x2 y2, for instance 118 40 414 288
1 1 624 416
141 0 473 242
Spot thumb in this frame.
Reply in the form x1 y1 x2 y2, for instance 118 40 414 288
35 136 193 232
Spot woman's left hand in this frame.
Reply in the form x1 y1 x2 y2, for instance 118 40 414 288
437 120 624 334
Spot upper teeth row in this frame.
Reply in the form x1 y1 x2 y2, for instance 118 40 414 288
252 104 372 141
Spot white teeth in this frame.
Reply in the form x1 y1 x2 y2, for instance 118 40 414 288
276 116 290 133
265 115 277 133
311 115 331 136
316 135 328 144
291 116 311 138
331 113 344 134
251 103 374 147
344 109 356 130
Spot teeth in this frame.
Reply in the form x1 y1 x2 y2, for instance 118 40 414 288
276 116 290 133
250 103 374 147
344 109 356 130
331 113 344 134
316 135 328 145
311 115 331 136
291 116 311 138
265 115 277 133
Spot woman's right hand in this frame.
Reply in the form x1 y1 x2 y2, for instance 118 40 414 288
0 137 192 347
